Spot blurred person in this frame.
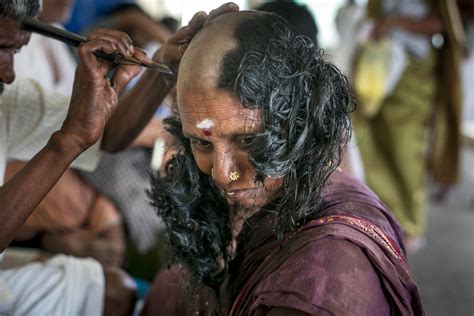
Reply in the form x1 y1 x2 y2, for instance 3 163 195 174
0 0 239 314
64 0 132 34
458 0 474 140
256 0 319 48
352 0 464 250
86 3 172 48
65 0 171 45
142 10 422 315
334 0 366 76
333 0 368 182
161 16 180 34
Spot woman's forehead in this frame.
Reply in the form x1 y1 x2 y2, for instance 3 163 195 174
178 89 261 134
179 88 249 117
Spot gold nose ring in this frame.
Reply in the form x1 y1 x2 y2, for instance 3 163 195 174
229 171 240 182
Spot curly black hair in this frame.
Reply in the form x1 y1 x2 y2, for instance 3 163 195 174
149 117 232 289
148 11 354 289
0 0 40 20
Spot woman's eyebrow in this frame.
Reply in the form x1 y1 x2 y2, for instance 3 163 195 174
231 133 257 139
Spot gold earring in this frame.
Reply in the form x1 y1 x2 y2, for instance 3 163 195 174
229 171 240 181
211 168 215 179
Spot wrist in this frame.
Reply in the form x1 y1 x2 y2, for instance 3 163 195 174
47 130 85 159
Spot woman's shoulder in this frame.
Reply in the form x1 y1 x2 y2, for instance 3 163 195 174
319 170 405 247
250 237 391 315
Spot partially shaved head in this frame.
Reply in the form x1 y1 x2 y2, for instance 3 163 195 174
178 11 254 93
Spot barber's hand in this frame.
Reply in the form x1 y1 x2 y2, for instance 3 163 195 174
61 29 151 150
153 2 239 73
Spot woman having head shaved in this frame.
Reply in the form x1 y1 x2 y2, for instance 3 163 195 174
143 9 423 316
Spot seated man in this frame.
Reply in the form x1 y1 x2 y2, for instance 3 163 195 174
0 0 238 314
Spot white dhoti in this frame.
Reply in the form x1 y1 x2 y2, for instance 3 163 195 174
0 254 104 316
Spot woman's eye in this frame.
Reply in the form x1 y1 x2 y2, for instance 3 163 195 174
190 139 212 150
235 135 255 147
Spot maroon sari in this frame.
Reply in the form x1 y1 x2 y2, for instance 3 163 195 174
142 171 424 315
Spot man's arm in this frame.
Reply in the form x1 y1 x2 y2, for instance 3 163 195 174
0 133 84 251
0 29 145 251
101 2 240 152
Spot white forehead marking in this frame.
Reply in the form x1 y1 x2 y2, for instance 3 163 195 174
196 118 215 129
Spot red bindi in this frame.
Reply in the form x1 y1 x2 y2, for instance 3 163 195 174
203 129 212 136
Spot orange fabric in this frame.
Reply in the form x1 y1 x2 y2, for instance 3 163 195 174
5 161 121 240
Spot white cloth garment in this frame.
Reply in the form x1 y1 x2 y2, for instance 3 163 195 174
0 255 104 315
14 23 76 97
0 78 101 181
0 78 103 312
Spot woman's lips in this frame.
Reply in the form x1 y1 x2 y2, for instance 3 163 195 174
226 188 257 202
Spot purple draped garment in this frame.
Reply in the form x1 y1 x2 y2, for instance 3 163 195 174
142 170 424 315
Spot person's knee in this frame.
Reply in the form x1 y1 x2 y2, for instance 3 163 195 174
103 266 136 316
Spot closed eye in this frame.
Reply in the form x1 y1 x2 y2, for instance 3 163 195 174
190 138 213 151
233 134 256 148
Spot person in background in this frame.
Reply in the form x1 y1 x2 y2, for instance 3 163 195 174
458 0 474 141
334 0 366 76
83 3 172 48
351 0 464 251
332 0 368 181
142 9 422 315
64 0 130 33
65 0 171 44
255 0 319 48
161 16 180 34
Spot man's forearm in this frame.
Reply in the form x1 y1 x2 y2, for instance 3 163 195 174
101 70 176 152
0 131 83 251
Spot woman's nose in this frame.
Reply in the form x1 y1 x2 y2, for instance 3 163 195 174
211 147 241 187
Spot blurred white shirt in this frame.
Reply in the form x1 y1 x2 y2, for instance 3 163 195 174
14 24 76 97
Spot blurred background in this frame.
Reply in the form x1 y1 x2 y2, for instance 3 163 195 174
10 0 474 314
